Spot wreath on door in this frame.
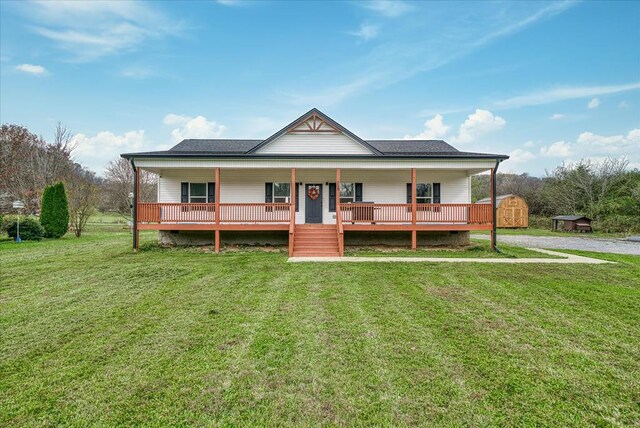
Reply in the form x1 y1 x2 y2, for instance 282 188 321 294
307 186 320 200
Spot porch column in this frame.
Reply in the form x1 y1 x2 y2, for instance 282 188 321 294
336 168 344 256
490 167 497 251
289 168 296 257
411 168 417 250
214 167 221 253
133 164 139 252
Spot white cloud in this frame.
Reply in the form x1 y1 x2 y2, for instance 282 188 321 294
23 0 183 61
405 114 450 140
495 82 640 109
216 0 242 5
539 129 640 163
540 141 571 158
508 149 535 163
71 130 148 173
348 24 379 42
523 141 535 148
618 100 630 108
15 64 47 75
453 109 506 143
576 129 640 154
587 97 600 109
550 113 564 120
163 114 226 143
361 0 412 17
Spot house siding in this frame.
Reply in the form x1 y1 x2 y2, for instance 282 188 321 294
157 168 471 224
255 133 373 155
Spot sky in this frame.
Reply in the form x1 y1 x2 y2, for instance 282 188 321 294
1 0 639 176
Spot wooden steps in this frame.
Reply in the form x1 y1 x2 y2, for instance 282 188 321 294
292 224 340 257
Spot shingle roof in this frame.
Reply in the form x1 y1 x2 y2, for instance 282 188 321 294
121 108 509 160
122 138 507 159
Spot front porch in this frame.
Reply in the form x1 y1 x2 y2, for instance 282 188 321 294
132 167 498 256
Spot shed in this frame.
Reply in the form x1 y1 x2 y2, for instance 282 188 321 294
552 215 592 233
476 194 528 228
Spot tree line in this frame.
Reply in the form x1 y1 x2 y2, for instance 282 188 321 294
1 123 156 237
472 158 640 233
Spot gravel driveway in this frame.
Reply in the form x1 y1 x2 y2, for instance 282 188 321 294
472 234 640 256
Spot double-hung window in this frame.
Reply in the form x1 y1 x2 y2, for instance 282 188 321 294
189 183 207 203
339 183 355 204
272 183 291 203
416 183 433 204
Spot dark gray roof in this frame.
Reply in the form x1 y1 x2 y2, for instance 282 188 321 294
121 108 509 160
367 140 457 154
170 139 261 153
552 215 592 221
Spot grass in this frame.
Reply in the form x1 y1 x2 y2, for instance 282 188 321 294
345 240 562 258
1 226 639 426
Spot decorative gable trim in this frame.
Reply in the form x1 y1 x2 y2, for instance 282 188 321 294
247 108 382 155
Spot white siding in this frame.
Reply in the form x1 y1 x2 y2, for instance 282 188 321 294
137 158 497 171
157 168 470 224
255 133 373 155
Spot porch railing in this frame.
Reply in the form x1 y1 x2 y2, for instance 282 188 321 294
339 203 492 224
137 202 291 224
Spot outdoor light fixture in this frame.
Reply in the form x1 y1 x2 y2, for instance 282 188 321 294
12 200 25 243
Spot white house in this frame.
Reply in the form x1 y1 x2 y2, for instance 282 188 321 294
122 108 507 256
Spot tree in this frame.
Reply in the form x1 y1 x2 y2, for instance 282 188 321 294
0 123 75 214
68 166 100 237
102 157 157 216
40 182 69 238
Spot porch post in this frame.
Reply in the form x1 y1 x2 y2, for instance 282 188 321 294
214 167 220 253
289 168 296 257
411 168 417 250
490 167 496 251
336 168 343 256
133 165 139 252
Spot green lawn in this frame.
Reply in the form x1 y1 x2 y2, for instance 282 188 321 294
1 227 639 426
345 240 562 258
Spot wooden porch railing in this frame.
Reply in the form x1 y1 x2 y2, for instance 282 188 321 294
137 203 291 224
340 203 492 224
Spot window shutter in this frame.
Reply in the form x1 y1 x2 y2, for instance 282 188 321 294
181 182 189 203
207 182 215 203
329 183 336 212
295 183 300 212
433 183 441 203
355 183 363 202
265 183 273 203
406 183 412 203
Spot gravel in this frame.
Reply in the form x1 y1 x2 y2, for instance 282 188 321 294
472 234 640 256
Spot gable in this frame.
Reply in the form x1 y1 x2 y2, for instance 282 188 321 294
252 109 379 155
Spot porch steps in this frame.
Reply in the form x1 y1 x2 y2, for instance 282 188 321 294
293 224 340 257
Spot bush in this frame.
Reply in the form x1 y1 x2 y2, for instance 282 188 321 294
593 215 640 235
5 217 45 241
40 182 69 238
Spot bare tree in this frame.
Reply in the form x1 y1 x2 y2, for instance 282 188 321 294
67 165 100 237
1 123 75 214
102 157 157 217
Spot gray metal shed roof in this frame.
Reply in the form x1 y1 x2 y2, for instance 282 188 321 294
552 215 592 221
475 194 516 204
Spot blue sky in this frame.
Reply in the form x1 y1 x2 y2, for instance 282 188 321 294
1 0 639 175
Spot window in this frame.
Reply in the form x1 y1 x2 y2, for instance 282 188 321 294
416 183 432 204
272 182 291 203
190 183 207 203
339 183 355 204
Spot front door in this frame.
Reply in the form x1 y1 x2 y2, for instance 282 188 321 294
305 184 323 223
